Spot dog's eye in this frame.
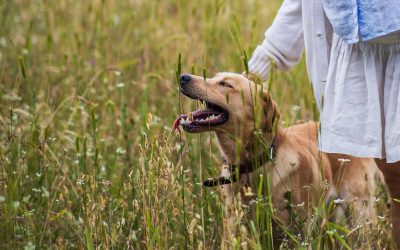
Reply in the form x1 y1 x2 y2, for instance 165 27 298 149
219 81 233 88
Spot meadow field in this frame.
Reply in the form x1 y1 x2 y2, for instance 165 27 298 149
0 0 393 249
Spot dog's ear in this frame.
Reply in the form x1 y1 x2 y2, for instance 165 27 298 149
263 92 280 133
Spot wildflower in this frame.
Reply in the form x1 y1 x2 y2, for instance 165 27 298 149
334 198 345 204
116 147 126 155
327 229 336 235
12 201 20 208
24 242 35 250
41 187 50 198
378 215 386 221
292 105 301 111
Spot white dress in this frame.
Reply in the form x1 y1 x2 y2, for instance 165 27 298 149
248 0 400 163
320 31 400 163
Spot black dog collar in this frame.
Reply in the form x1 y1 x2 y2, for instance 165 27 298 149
203 139 277 187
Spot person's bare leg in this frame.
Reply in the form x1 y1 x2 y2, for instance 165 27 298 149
375 159 400 249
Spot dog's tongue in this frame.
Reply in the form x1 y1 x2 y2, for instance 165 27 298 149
173 116 181 130
172 114 187 131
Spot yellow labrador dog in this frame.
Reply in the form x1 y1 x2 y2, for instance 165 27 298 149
174 72 381 239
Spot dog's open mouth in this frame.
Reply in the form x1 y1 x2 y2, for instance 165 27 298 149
173 102 229 133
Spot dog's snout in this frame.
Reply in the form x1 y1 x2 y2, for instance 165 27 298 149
180 74 192 85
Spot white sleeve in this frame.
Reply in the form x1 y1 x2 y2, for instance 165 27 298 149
249 0 304 81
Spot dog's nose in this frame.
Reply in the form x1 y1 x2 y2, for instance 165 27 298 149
180 74 192 85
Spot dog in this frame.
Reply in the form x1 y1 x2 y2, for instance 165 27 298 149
174 72 382 244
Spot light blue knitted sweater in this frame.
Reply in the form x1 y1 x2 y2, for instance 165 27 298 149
322 0 400 43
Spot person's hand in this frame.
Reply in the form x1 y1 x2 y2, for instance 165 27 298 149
248 47 273 81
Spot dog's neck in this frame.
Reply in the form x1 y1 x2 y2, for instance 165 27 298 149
215 127 282 165
215 132 239 163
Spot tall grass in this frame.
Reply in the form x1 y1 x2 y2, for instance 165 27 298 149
0 0 392 249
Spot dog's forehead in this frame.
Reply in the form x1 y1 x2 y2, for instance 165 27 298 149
214 72 246 81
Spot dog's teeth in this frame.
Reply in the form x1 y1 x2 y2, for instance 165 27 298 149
206 115 218 121
180 117 189 125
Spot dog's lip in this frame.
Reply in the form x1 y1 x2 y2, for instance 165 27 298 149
173 106 229 132
173 90 229 132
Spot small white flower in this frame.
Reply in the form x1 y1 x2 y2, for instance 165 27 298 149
41 187 50 198
334 198 345 204
12 201 20 208
23 195 31 202
24 241 35 250
378 215 385 221
292 105 301 111
327 229 336 235
116 147 126 155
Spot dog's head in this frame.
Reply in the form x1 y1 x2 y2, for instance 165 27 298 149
173 72 280 139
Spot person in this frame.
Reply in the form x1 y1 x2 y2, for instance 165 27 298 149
248 0 400 248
